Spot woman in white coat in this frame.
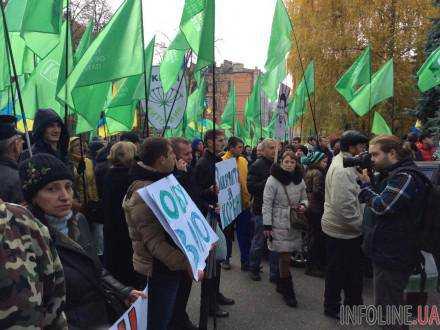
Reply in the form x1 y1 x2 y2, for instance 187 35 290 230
262 151 308 307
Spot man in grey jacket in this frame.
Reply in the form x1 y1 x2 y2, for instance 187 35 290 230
0 115 24 203
322 130 368 319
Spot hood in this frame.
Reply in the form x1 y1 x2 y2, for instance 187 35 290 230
129 161 171 183
271 162 303 185
32 109 69 157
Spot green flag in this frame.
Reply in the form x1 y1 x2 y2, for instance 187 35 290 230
19 21 72 119
371 111 392 135
349 59 393 117
160 32 189 93
263 111 277 138
261 0 293 101
288 61 314 126
0 13 11 92
74 20 94 64
58 0 144 131
335 45 371 103
221 82 236 129
417 46 440 92
20 0 63 59
186 76 206 126
244 76 262 126
109 36 155 108
179 0 215 72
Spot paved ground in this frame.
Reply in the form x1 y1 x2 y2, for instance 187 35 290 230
186 243 440 330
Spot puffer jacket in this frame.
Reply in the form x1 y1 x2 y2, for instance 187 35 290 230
123 162 188 277
262 163 308 252
222 151 251 209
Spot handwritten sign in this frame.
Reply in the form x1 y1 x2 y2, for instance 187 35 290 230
109 286 148 330
137 175 218 280
216 159 242 229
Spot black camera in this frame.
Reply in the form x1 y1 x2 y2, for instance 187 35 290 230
343 151 372 169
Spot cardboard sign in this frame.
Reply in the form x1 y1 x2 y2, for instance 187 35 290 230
137 175 218 280
216 159 242 229
109 286 148 330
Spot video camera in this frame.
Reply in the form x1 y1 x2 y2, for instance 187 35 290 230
343 151 373 169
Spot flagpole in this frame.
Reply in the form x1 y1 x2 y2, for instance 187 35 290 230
259 87 263 140
292 30 319 141
367 46 372 133
64 0 70 130
4 30 15 117
1 3 32 155
139 0 150 137
161 51 191 137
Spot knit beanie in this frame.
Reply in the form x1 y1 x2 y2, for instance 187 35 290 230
19 153 74 203
301 151 325 166
192 138 203 150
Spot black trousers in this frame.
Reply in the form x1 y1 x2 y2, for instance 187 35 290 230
324 234 363 313
306 209 326 269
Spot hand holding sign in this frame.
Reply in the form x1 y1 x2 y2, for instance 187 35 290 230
137 175 218 281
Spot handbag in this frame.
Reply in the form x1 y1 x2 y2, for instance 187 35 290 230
281 184 308 230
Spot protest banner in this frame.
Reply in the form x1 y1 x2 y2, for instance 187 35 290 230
109 286 148 330
137 175 218 280
215 158 242 229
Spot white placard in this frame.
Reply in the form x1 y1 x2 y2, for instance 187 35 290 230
216 158 242 229
109 286 148 330
137 175 218 280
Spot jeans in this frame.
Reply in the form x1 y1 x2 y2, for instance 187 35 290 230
249 214 279 279
373 263 411 329
324 234 363 314
235 209 253 265
146 272 183 330
91 223 104 256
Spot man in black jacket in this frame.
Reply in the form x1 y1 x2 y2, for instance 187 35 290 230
247 139 279 281
193 129 235 318
0 115 24 203
19 108 70 164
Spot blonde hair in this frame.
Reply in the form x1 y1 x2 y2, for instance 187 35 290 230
108 141 137 167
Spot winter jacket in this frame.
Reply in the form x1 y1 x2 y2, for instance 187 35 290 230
222 151 251 209
192 150 222 215
94 144 111 199
32 210 133 329
360 158 426 271
247 156 273 215
304 166 325 213
19 109 70 164
262 164 308 252
416 142 436 161
123 162 188 277
103 165 137 287
0 157 23 203
322 152 364 239
72 157 99 204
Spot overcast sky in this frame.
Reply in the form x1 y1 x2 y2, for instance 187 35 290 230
108 0 275 71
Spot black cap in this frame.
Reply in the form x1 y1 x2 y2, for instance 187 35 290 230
340 130 369 151
0 115 18 141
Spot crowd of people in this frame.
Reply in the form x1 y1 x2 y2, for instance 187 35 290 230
0 107 438 329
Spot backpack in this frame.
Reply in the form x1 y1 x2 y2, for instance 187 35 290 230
398 167 440 292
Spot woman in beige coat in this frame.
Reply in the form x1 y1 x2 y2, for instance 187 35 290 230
262 151 308 307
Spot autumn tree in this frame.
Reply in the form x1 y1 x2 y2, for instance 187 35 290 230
286 0 439 137
416 0 440 133
68 0 112 45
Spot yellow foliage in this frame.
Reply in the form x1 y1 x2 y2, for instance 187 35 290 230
286 0 439 137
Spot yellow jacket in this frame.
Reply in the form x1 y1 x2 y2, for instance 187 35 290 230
222 151 251 209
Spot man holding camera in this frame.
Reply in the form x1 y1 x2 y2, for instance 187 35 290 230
357 135 427 326
322 130 368 319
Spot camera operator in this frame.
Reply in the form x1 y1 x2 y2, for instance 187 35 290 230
357 135 428 326
322 130 368 319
